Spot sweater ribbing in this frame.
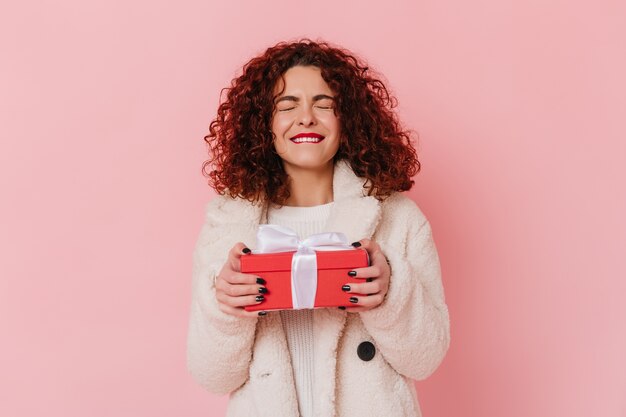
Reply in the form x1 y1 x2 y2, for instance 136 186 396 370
266 202 333 417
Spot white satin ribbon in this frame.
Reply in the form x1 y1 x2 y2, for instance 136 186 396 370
254 224 354 309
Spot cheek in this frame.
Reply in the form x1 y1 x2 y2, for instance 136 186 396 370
328 122 341 147
272 120 286 145
322 113 340 134
329 138 340 155
272 113 292 134
272 131 289 154
334 120 341 138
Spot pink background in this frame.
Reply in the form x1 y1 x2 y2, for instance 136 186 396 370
1 0 625 416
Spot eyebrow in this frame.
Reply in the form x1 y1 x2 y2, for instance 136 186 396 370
275 94 335 104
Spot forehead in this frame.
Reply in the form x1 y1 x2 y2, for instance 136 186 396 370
273 65 333 95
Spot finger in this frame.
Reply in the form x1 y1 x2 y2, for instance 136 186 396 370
219 282 267 297
227 242 251 271
341 281 382 295
218 271 263 286
339 303 377 313
344 293 384 308
345 265 383 279
218 303 268 318
343 305 372 313
352 238 380 255
352 238 388 267
219 293 266 308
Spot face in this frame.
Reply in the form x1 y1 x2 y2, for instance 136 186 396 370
271 65 341 173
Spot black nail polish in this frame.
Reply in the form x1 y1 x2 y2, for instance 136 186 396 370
259 287 268 294
348 270 357 277
242 247 251 254
351 241 362 248
338 306 346 310
349 297 358 303
258 311 267 316
342 285 351 292
255 295 265 302
366 278 373 282
256 277 266 285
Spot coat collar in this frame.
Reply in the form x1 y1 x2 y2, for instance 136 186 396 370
214 159 382 243
323 160 382 243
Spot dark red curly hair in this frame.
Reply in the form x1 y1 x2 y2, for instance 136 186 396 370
202 38 420 205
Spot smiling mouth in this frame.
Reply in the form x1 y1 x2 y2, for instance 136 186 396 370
290 133 326 144
290 136 325 144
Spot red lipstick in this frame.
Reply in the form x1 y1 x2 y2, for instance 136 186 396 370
291 132 325 140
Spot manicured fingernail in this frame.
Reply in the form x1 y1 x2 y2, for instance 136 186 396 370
348 270 357 277
349 297 358 303
256 277 266 285
342 285 351 292
255 295 265 302
338 306 346 310
366 278 373 282
351 241 362 248
242 247 251 254
259 287 268 294
258 311 267 316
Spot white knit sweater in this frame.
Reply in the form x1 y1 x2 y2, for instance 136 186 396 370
266 202 334 417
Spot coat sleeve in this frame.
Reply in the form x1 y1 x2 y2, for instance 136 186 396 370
186 202 258 394
359 204 451 381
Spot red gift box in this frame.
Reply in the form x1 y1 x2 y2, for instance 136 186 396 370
241 249 369 311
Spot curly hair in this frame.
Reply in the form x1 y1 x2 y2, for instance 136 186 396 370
202 38 420 205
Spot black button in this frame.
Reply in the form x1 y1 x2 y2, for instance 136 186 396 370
357 341 376 361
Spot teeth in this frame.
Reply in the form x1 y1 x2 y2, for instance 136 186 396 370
292 136 323 143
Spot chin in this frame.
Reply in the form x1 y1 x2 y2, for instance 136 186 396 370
284 158 334 171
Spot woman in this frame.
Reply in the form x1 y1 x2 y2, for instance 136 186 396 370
187 39 450 417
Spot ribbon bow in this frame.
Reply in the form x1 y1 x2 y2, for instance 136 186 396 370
254 224 354 309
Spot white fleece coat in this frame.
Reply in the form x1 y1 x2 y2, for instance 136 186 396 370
186 161 451 417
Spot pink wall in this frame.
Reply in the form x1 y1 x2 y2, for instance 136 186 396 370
1 0 624 416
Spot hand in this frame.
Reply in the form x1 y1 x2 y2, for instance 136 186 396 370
214 242 267 318
341 238 391 312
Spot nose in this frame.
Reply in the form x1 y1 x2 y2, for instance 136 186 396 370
297 105 317 127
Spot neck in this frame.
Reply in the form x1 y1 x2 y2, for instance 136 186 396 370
283 162 334 207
